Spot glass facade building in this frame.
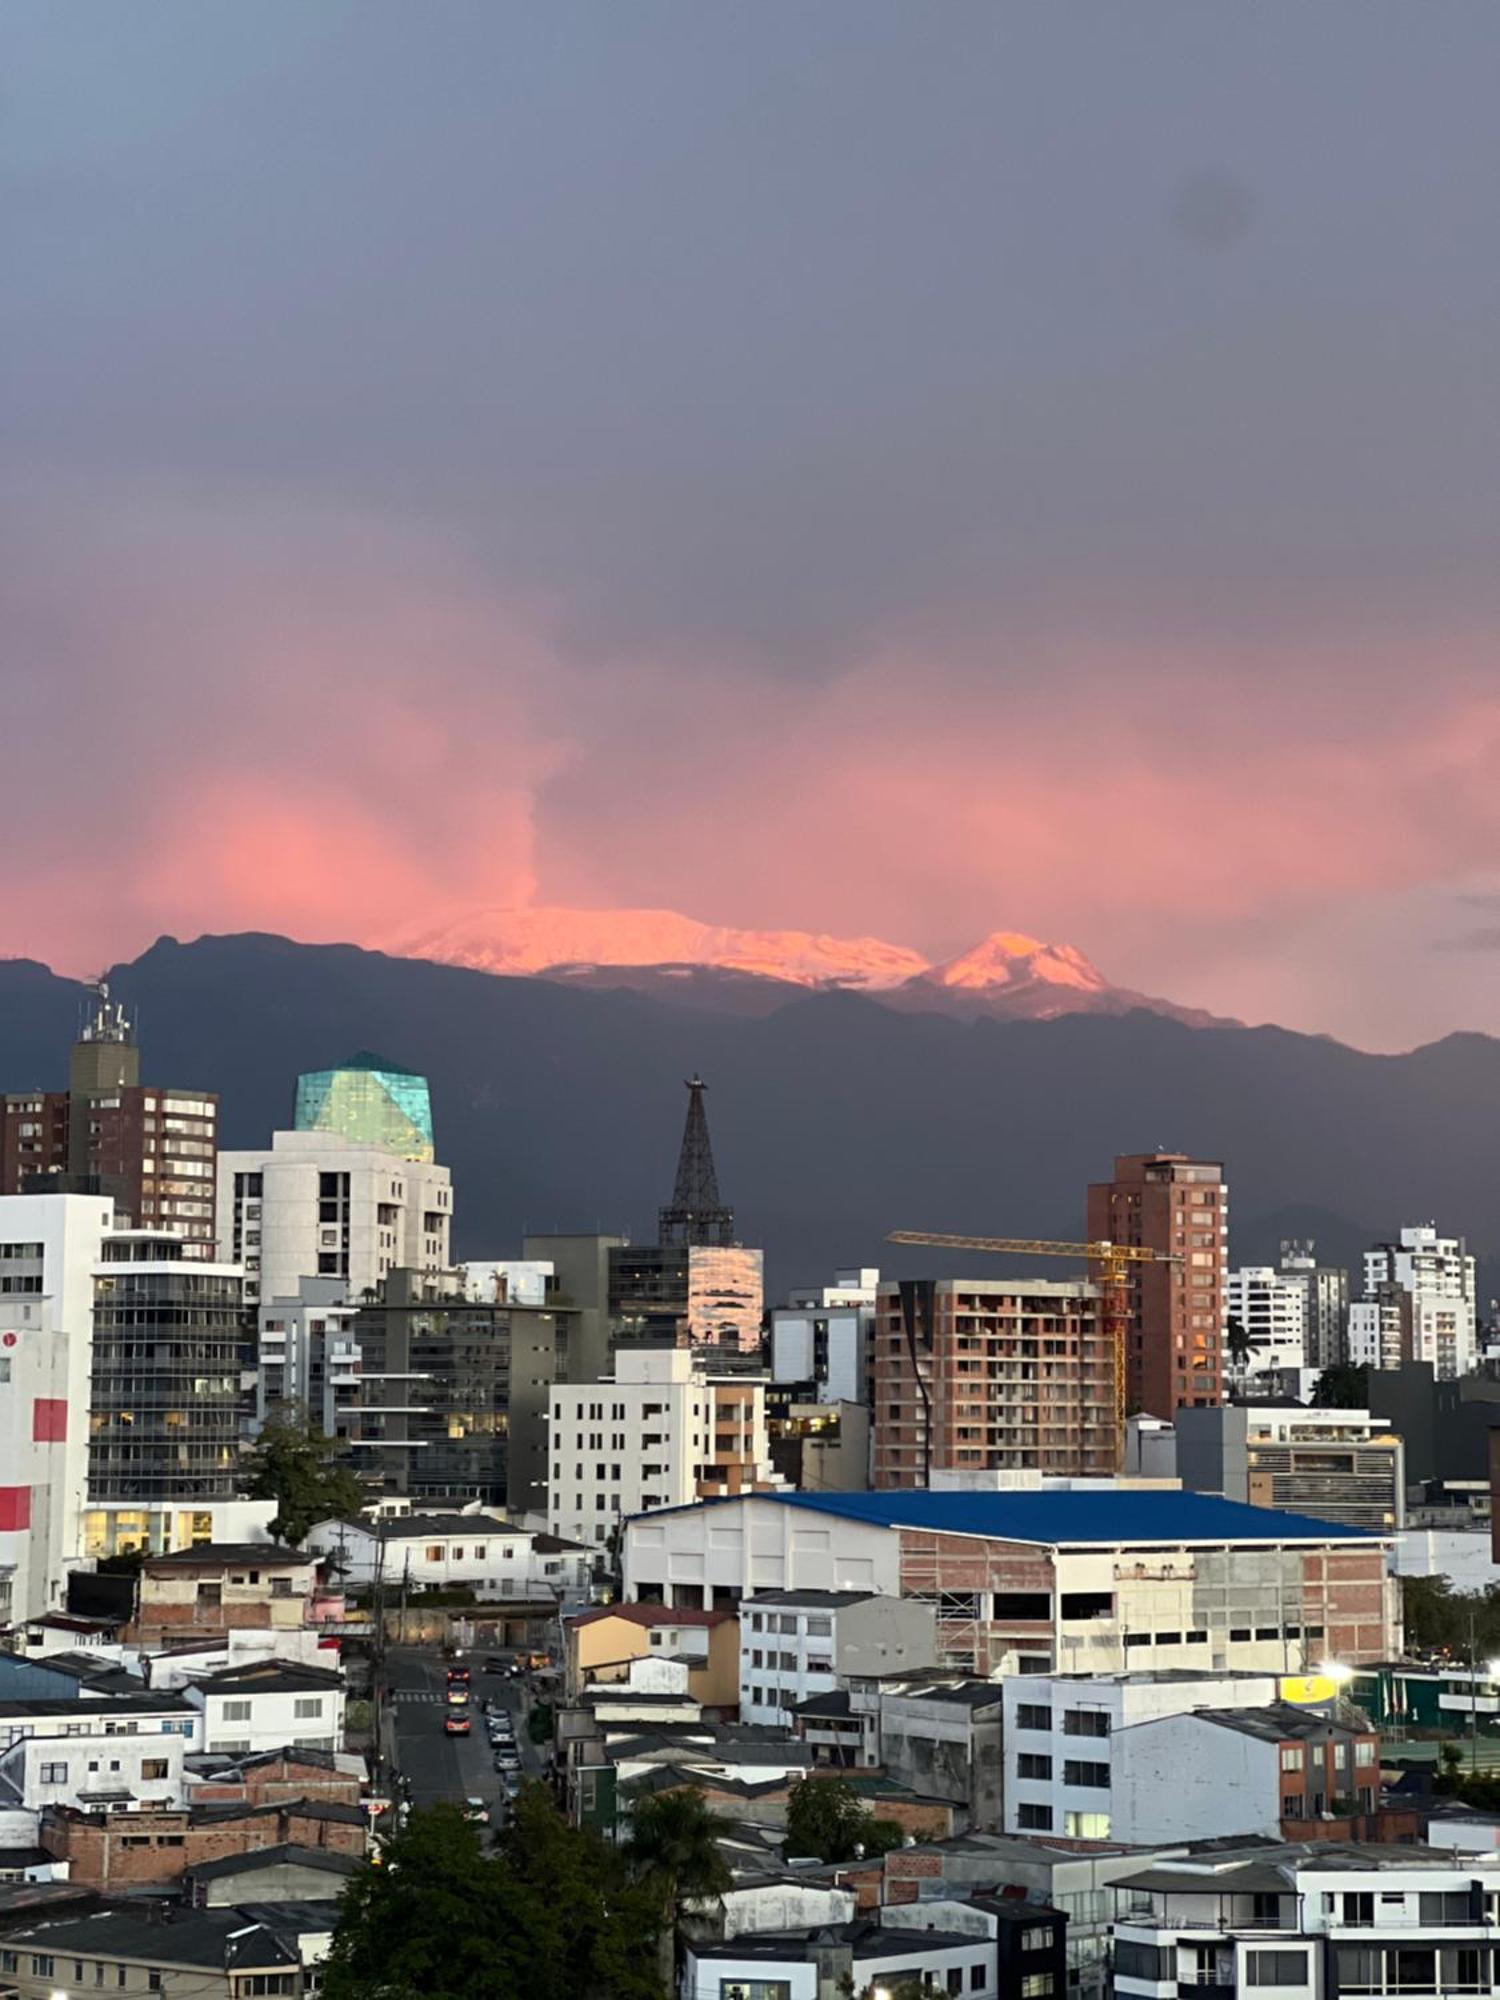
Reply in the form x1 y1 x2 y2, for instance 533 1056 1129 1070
293 1053 435 1164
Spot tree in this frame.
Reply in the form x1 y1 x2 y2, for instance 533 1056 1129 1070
1312 1363 1370 1409
785 1775 896 1864
1225 1315 1256 1377
323 1794 665 2000
528 1699 555 1746
625 1784 732 1992
242 1405 364 1544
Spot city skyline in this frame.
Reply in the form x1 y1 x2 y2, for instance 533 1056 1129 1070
6 4 1500 1051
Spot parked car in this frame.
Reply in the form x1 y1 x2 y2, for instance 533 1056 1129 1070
503 1773 522 1798
462 1797 488 1823
444 1713 472 1736
496 1749 521 1771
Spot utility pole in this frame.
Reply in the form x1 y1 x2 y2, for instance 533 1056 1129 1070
1471 1608 1480 1774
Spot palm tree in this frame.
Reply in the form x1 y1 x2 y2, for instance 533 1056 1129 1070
1225 1315 1259 1391
624 1784 731 1995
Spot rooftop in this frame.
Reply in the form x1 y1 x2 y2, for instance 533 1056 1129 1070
3 1906 299 1971
191 1663 345 1695
1189 1702 1370 1745
143 1544 311 1569
743 1589 882 1609
637 1488 1376 1546
0 1693 196 1721
187 1843 361 1883
570 1603 731 1630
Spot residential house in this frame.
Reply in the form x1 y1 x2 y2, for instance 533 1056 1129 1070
0 1903 329 1998
128 1546 330 1645
564 1604 739 1708
302 1512 591 1600
0 1694 200 1814
184 1662 346 1758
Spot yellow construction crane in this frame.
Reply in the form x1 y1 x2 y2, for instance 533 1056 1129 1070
886 1230 1183 1464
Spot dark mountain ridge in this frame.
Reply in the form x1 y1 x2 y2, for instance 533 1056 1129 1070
2 932 1496 1297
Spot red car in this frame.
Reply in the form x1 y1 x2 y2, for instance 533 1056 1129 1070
444 1713 471 1735
447 1664 471 1684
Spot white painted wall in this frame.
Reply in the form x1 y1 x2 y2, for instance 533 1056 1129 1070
623 1496 900 1609
1115 1711 1277 1843
189 1681 345 1756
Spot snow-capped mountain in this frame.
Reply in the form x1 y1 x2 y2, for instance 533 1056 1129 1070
387 906 1231 1027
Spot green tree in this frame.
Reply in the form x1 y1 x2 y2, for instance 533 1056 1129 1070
625 1784 732 1992
1311 1363 1370 1409
785 1775 896 1864
1225 1315 1257 1377
528 1699 555 1746
323 1794 665 2000
242 1405 363 1545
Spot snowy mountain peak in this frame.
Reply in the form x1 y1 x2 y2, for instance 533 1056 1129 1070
923 931 1109 994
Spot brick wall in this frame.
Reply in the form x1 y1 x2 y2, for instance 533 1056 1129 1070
41 1800 365 1889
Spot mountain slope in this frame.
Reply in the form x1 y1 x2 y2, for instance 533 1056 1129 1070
1 934 1496 1296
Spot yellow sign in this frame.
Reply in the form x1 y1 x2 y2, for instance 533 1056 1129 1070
1279 1675 1338 1705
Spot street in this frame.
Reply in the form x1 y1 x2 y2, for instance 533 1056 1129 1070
384 1648 549 1823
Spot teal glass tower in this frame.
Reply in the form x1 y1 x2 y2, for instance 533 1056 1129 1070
294 1052 435 1163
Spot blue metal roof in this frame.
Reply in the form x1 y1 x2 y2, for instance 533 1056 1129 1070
728 1488 1374 1545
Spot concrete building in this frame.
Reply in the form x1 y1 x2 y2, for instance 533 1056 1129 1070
622 1489 1399 1677
1002 1672 1382 1843
1086 1152 1228 1416
863 1677 1007 1827
0 1904 330 2000
547 1346 779 1549
563 1602 740 1707
339 1266 576 1514
765 1395 870 1492
0 1692 201 1813
253 1276 359 1430
769 1268 878 1405
873 1278 1117 1488
1279 1241 1349 1371
184 1660 345 1758
1 983 218 1243
128 1545 327 1647
215 1127 452 1310
302 1511 591 1600
738 1590 936 1725
0 1193 112 1623
1363 1225 1477 1378
78 1498 278 1564
1348 1290 1408 1372
1175 1404 1405 1532
1226 1267 1307 1378
88 1229 248 1506
1112 1841 1500 2000
682 1916 1022 2000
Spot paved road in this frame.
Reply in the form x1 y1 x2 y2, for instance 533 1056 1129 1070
384 1649 542 1823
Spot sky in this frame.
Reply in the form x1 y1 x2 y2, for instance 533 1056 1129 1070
4 2 1500 1052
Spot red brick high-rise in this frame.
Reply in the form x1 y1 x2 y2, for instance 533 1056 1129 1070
1 981 217 1243
1086 1152 1227 1418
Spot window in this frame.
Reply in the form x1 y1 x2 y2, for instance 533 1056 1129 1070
970 1970 986 1992
1113 1943 1170 1982
1247 1952 1308 1986
294 1698 325 1720
1017 1803 1053 1830
140 1759 169 1781
1281 1745 1303 1771
1018 1754 1052 1781
1355 1740 1376 1766
1064 1811 1110 1838
1016 1704 1051 1731
1021 1978 1053 1997
39 1761 67 1784
1419 1891 1474 1924
947 1972 964 1996
221 1700 252 1723
717 1982 792 2000
1062 1761 1109 1789
1022 1929 1051 1951
1062 1709 1110 1738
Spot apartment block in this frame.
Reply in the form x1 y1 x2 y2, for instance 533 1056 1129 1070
1086 1152 1228 1416
1176 1404 1405 1532
1226 1267 1307 1376
1279 1241 1350 1371
873 1278 1116 1488
1363 1225 1477 1379
739 1589 936 1725
548 1346 779 1548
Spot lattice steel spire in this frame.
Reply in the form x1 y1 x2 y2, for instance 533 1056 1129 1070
658 1073 735 1247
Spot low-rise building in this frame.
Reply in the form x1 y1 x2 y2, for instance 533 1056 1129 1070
184 1661 346 1758
1175 1404 1405 1533
302 1512 591 1601
738 1590 936 1726
39 1792 366 1890
1112 1841 1500 2000
0 1902 329 1998
0 1693 200 1813
1001 1672 1381 1843
623 1489 1400 1675
564 1604 740 1707
683 1912 1028 2000
873 1676 1008 1828
128 1545 329 1645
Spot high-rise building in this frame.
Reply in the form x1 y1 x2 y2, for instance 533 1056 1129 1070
87 1228 248 1506
1 983 219 1243
1278 1240 1350 1371
340 1267 578 1514
1362 1224 1476 1379
607 1077 763 1353
216 1129 452 1309
1175 1402 1404 1532
1225 1266 1307 1377
0 1192 113 1622
547 1346 779 1548
1086 1152 1228 1417
872 1277 1117 1488
294 1053 435 1163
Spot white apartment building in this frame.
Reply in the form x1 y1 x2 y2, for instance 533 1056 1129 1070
216 1130 452 1309
1226 1268 1307 1377
303 1512 591 1600
0 1194 113 1623
738 1589 936 1725
547 1347 779 1549
1363 1225 1476 1378
1278 1243 1349 1371
0 1693 201 1813
184 1662 345 1757
1113 1843 1500 2000
1347 1295 1406 1371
